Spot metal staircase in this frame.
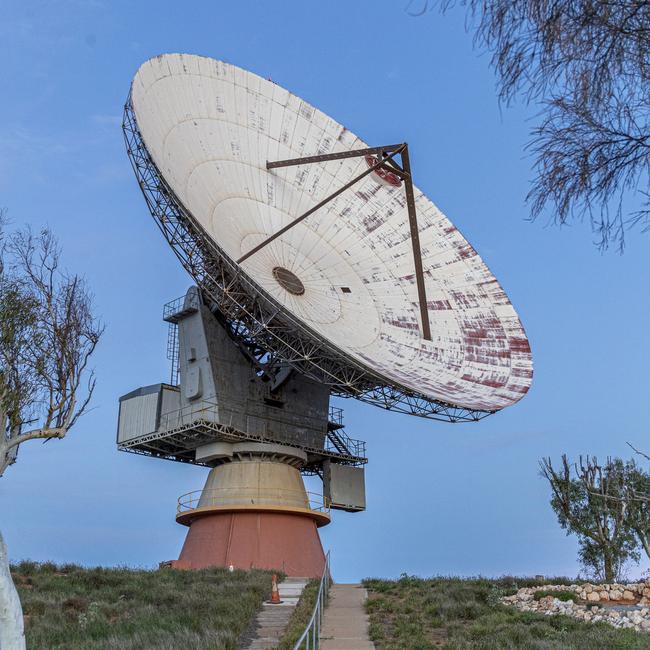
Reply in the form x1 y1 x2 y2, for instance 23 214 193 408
326 429 351 456
324 407 365 459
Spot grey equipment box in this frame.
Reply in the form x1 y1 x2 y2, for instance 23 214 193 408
323 461 366 512
117 383 180 445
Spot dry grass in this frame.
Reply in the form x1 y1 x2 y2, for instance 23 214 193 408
364 575 650 650
12 560 274 650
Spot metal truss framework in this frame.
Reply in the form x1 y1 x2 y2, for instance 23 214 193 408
122 97 494 424
118 416 367 475
241 143 432 341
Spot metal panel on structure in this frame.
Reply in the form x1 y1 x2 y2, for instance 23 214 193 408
324 461 366 512
159 385 181 430
117 385 161 444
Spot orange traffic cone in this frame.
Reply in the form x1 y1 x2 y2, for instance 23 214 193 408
269 574 282 604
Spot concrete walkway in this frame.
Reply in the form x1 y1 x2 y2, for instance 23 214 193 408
320 584 375 650
244 577 308 650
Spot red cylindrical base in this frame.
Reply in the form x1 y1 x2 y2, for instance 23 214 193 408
173 511 326 577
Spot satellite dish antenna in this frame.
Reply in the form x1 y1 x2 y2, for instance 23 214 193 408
118 53 533 576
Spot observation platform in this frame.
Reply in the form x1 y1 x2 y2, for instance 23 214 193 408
175 487 331 527
118 399 367 473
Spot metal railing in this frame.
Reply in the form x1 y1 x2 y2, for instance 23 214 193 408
293 551 331 650
152 399 367 463
324 428 366 459
162 291 200 323
177 487 330 515
157 399 221 433
328 406 343 427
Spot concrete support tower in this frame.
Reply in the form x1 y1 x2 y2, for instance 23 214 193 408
174 443 328 575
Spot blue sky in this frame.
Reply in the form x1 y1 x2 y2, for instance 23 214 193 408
1 0 648 583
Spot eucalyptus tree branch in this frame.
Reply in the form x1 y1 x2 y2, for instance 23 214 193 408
0 225 103 477
627 442 650 463
415 0 650 250
3 427 65 452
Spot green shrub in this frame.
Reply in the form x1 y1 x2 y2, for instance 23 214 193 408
533 590 576 602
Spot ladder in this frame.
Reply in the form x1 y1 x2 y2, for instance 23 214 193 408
166 322 180 385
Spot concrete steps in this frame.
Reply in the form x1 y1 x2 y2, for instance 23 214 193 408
244 578 309 650
320 584 375 650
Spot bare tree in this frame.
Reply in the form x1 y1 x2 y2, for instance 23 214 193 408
540 455 638 581
409 0 650 250
0 217 103 649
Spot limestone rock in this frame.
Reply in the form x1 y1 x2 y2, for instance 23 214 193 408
500 582 650 633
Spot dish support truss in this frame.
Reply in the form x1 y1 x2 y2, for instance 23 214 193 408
122 97 494 423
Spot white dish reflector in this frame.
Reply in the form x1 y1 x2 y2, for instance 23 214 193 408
128 54 532 413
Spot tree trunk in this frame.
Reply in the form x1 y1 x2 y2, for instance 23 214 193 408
0 406 16 479
0 530 25 650
603 551 615 582
0 452 9 479
0 404 9 478
0 442 17 479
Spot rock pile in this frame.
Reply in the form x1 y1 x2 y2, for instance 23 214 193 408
574 582 650 603
501 581 650 632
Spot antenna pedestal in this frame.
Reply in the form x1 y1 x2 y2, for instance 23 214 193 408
118 288 366 574
172 443 329 576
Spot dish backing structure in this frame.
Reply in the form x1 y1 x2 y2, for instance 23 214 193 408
117 53 533 576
